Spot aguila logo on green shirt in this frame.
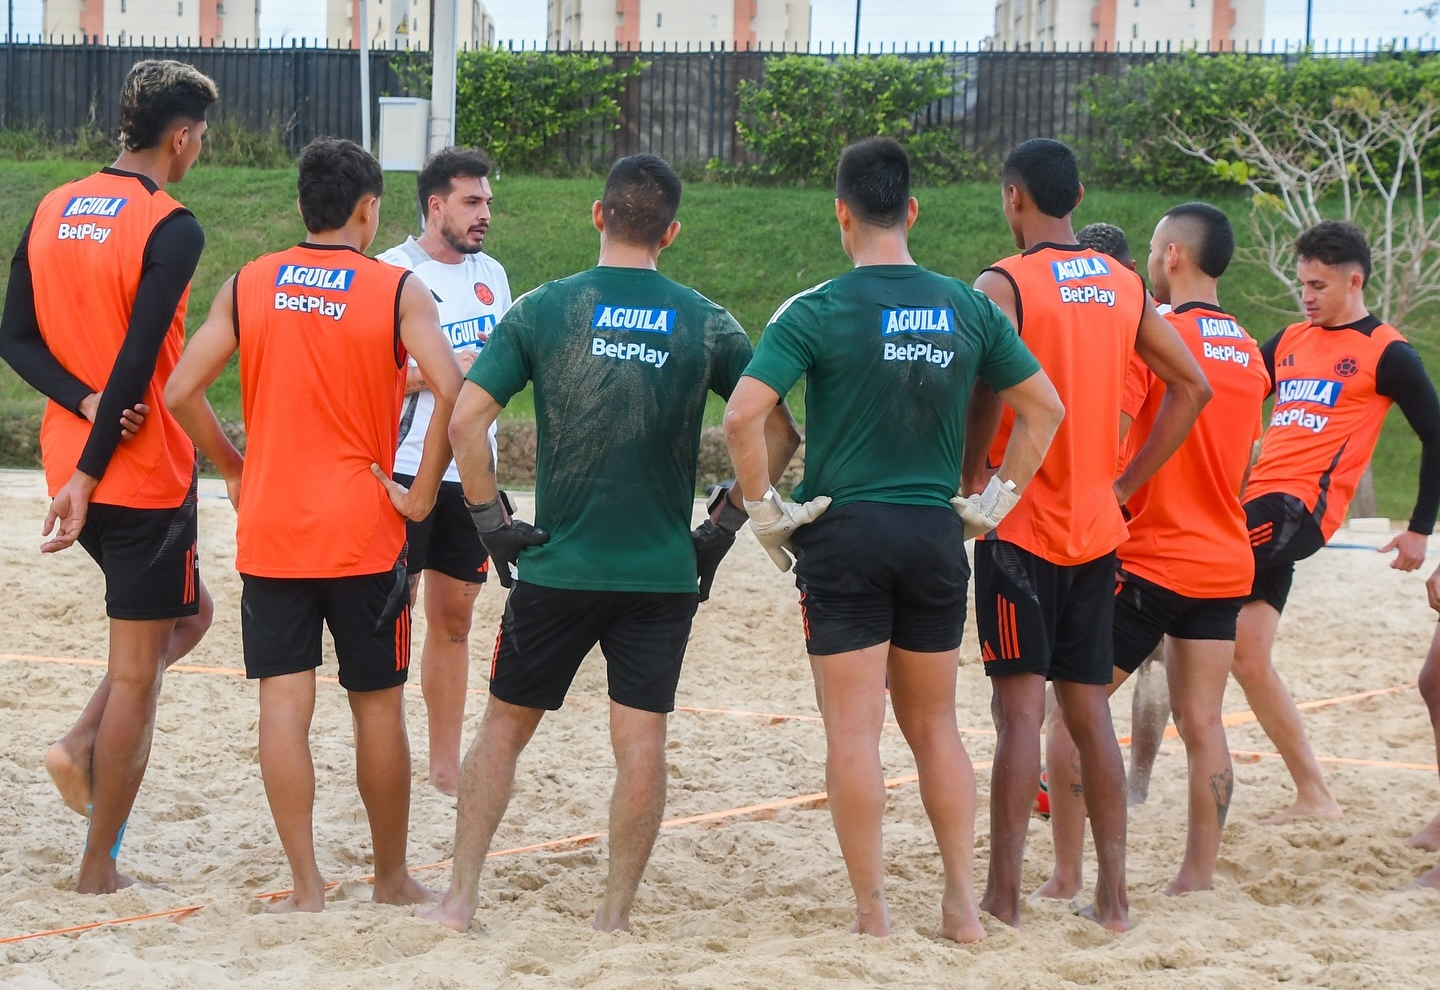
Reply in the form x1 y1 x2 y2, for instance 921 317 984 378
880 308 955 335
591 304 676 334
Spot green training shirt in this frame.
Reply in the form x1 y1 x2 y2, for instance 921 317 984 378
468 266 753 593
742 264 1041 509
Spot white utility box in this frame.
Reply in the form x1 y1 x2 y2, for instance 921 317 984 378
377 97 432 171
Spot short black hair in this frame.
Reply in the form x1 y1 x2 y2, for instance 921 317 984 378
296 138 384 234
1162 202 1234 278
1001 138 1081 219
1295 220 1371 285
417 146 492 217
835 137 911 228
1075 222 1132 265
119 59 219 152
601 154 683 247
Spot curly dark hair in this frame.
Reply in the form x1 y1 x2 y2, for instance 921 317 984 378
1295 220 1371 285
296 138 384 234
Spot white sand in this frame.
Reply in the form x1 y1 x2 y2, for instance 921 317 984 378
3 467 1440 988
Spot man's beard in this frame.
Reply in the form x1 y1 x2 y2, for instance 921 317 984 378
442 219 486 255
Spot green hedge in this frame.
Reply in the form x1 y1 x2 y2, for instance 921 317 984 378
725 55 987 186
1081 50 1440 191
393 48 643 174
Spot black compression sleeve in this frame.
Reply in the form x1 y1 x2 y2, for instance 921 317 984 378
1259 331 1281 395
0 220 96 416
1376 340 1440 536
75 212 205 480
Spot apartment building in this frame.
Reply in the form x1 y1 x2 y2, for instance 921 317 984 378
548 0 811 51
992 0 1264 50
43 0 260 44
330 0 495 50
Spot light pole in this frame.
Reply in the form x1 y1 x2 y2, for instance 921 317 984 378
854 0 862 53
1305 0 1313 48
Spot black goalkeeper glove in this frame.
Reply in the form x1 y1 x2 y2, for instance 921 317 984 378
466 491 549 590
691 482 749 603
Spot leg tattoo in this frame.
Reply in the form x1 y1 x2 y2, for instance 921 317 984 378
1209 769 1234 829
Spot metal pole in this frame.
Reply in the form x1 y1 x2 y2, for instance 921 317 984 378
359 0 372 151
854 0 862 53
429 0 458 151
1305 0 1313 48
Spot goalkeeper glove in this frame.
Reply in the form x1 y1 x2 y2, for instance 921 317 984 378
466 491 549 589
949 476 1019 541
743 487 832 572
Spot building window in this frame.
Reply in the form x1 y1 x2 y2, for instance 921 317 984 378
120 0 125 11
657 13 662 28
1132 22 1139 37
711 14 718 29
178 1 183 13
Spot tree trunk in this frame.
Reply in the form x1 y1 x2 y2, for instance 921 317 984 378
1350 463 1379 520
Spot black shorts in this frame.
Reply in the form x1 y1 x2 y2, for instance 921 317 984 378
974 540 1117 685
1112 569 1245 674
393 474 489 583
77 481 201 621
789 501 969 655
1244 492 1325 614
240 561 412 692
489 582 698 713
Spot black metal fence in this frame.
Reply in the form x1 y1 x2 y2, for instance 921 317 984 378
1 38 1436 167
0 41 407 151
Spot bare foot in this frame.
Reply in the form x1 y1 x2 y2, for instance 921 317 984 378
1264 795 1343 825
373 874 439 907
1164 873 1213 896
849 905 890 938
45 740 92 817
415 893 475 933
1407 817 1440 852
1076 900 1133 933
593 911 632 933
940 893 986 943
1411 864 1440 890
264 891 325 914
1032 874 1082 901
980 893 1022 930
429 764 459 798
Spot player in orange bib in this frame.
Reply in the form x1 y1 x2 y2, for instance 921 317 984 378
166 138 463 912
965 139 1211 931
1040 203 1270 899
1236 220 1440 824
0 60 218 893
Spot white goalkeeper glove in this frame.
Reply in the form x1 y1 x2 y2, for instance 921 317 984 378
950 476 1019 541
743 487 832 572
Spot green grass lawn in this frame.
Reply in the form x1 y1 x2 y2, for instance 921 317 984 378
1 159 1436 518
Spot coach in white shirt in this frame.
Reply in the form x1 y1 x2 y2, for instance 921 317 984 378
378 147 512 796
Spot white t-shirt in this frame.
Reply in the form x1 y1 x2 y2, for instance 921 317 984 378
377 236 513 483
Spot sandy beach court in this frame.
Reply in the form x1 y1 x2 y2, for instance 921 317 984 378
3 468 1440 989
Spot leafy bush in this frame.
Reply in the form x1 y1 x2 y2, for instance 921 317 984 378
728 55 978 185
391 48 644 174
1082 50 1440 191
0 116 294 168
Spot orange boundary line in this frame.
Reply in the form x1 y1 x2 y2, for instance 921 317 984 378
1115 682 1417 746
0 652 997 732
0 765 987 946
1230 750 1438 772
